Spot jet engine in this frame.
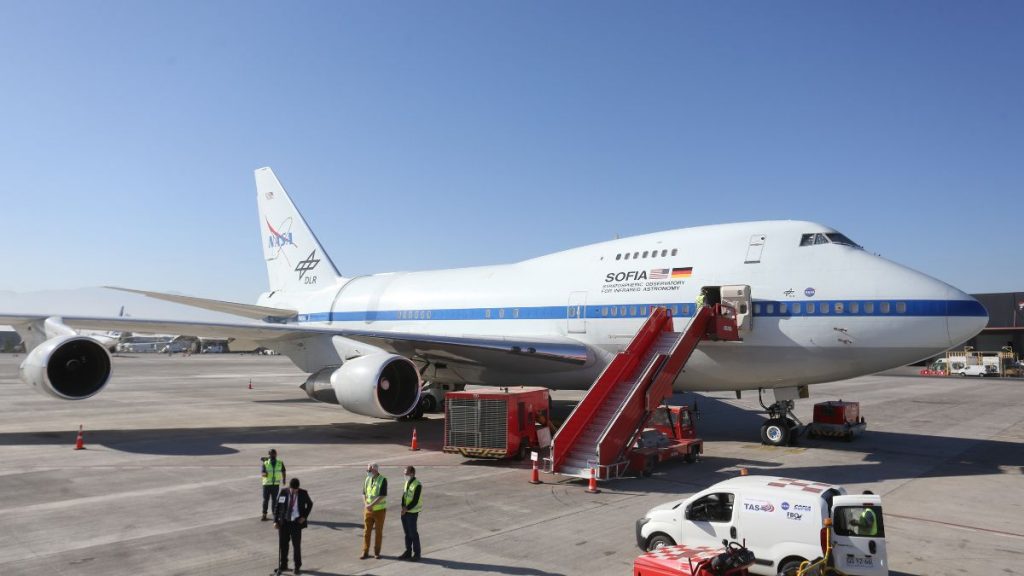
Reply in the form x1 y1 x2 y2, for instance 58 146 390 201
301 353 421 419
20 335 112 400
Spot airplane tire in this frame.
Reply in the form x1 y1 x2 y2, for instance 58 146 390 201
420 394 438 413
761 419 790 446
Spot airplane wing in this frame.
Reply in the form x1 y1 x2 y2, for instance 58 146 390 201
0 314 591 370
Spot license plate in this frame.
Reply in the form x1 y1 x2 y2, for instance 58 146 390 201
845 556 874 567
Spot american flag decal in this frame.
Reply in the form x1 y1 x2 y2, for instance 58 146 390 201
649 268 669 280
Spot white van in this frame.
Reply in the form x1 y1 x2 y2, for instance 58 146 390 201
635 475 887 576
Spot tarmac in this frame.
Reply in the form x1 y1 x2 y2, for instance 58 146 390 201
0 353 1021 576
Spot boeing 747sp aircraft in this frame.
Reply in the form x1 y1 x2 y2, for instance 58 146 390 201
2 168 988 444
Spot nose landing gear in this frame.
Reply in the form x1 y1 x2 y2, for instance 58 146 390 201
759 389 803 446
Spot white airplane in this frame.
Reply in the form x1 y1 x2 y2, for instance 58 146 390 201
2 167 988 444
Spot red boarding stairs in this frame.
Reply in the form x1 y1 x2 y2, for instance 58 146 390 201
548 304 740 479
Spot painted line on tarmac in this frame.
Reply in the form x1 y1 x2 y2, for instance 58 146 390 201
886 512 1024 540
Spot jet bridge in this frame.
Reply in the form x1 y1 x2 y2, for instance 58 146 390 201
548 302 741 480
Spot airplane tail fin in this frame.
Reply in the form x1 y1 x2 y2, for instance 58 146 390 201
255 167 343 292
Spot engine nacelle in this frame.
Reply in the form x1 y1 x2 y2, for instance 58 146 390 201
20 335 112 400
302 353 420 418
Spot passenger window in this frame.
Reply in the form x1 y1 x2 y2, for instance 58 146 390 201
767 303 775 314
834 302 844 314
754 303 762 315
620 306 627 317
792 303 801 314
820 302 829 314
642 251 649 258
682 304 690 316
896 302 906 314
630 306 637 317
661 249 668 257
850 302 860 314
624 253 630 260
498 309 505 319
485 309 491 319
633 252 639 259
426 311 432 319
685 493 734 523
880 302 890 314
610 307 617 317
601 307 608 317
616 254 621 261
833 505 885 538
640 306 648 316
864 302 874 314
671 249 678 256
568 307 576 318
672 305 680 316
513 309 519 319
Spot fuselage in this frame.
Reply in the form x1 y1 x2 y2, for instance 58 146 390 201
258 220 987 392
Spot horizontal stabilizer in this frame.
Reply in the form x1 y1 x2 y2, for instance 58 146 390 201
104 287 298 321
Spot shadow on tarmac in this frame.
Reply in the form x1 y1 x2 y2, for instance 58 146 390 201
413 556 566 575
305 519 362 531
1 393 1018 485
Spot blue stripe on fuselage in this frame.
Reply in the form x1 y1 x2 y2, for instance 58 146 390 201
293 299 986 323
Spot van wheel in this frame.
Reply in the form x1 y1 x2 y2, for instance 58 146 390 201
683 448 696 463
761 419 790 446
646 534 675 551
513 439 531 461
777 558 805 576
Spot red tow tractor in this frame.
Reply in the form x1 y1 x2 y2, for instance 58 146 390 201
626 405 703 476
634 541 755 576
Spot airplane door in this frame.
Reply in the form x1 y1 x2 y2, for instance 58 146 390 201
721 285 752 332
744 234 766 263
567 292 587 334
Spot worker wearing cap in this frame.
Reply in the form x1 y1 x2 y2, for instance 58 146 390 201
360 463 387 559
398 466 422 561
261 449 287 521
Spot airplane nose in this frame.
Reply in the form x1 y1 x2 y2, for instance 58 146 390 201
945 291 988 348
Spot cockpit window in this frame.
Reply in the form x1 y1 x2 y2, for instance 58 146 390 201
800 232 862 249
825 233 862 248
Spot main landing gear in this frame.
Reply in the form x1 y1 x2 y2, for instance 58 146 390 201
758 389 803 447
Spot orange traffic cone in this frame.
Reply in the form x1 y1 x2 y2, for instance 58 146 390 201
409 427 420 451
586 467 600 493
529 458 542 485
74 425 86 450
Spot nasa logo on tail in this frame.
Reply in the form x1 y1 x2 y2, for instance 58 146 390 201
266 217 297 250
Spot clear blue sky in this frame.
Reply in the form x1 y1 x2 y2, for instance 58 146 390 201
1 1 1021 304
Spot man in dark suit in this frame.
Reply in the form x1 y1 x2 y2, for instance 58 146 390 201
273 477 313 575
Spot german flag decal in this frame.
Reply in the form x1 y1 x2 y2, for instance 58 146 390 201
671 267 693 278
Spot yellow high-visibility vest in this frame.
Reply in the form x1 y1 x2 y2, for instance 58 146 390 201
403 478 422 514
364 474 387 511
262 459 284 486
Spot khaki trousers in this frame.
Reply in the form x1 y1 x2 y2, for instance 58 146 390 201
363 509 386 554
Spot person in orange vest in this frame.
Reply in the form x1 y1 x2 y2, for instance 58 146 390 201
360 462 388 560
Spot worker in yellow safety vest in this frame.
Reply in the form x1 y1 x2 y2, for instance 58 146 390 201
695 290 706 309
853 507 878 536
360 463 388 560
398 465 423 561
261 448 286 521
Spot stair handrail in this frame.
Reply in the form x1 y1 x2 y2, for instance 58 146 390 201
594 350 668 468
551 307 672 471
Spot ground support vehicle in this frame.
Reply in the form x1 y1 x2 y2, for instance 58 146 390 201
443 386 552 459
805 401 866 441
636 475 888 576
633 541 756 576
627 405 703 476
